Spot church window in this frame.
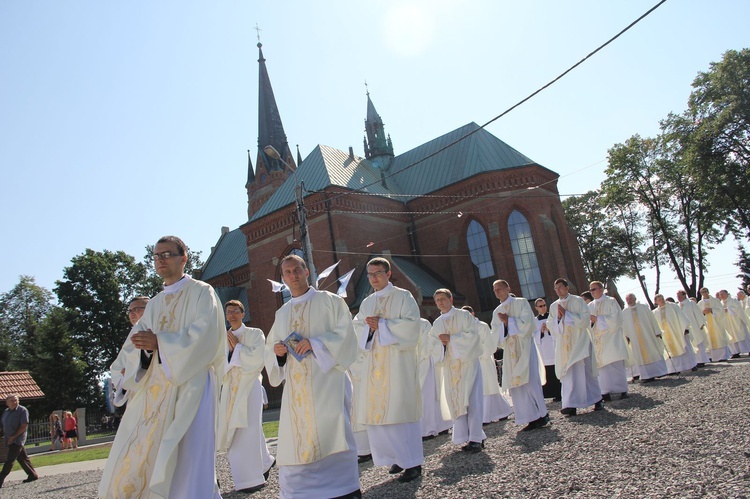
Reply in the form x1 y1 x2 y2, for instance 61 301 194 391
466 220 496 311
507 210 544 299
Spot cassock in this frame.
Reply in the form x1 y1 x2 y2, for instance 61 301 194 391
430 307 485 445
622 304 668 380
653 303 697 373
699 296 732 361
547 294 601 410
352 283 424 470
491 296 547 426
476 318 513 423
534 312 561 399
722 297 750 355
678 298 710 364
588 296 630 396
99 276 225 499
218 324 274 491
418 318 452 437
264 288 360 499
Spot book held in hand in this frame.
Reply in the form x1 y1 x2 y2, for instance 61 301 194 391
284 331 311 362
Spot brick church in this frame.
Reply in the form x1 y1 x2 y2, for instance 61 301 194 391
200 41 586 334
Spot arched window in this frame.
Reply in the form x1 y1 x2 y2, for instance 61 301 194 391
466 220 496 311
507 210 544 299
280 248 305 304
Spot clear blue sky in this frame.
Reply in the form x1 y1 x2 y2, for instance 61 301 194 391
1 0 748 302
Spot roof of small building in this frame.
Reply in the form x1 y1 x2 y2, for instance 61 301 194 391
0 371 45 402
251 122 542 221
201 228 249 282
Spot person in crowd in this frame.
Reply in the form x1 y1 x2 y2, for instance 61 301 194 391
622 294 668 382
0 395 39 488
418 317 452 439
653 294 697 373
587 281 630 400
698 287 732 362
677 290 710 367
534 298 561 401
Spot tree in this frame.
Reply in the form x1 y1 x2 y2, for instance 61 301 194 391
32 307 89 414
737 246 750 291
562 190 644 284
137 244 204 297
54 249 147 403
0 276 54 370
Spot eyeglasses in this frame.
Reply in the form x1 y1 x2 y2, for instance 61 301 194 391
225 309 244 316
153 251 181 261
127 306 146 315
536 304 547 308
589 287 602 292
366 270 387 278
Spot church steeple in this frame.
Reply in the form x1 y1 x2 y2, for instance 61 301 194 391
247 41 296 219
363 89 394 169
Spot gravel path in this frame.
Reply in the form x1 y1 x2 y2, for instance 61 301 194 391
4 359 749 498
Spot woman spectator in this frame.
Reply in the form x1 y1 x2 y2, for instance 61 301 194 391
49 413 64 451
64 410 78 449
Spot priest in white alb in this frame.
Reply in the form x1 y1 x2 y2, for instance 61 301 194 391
698 287 732 362
547 278 603 417
348 349 372 463
622 294 668 382
462 305 513 424
99 236 225 499
430 289 485 453
534 298 561 400
719 289 750 357
110 295 150 409
352 257 424 483
587 281 630 400
653 294 697 373
265 255 360 499
418 318 452 438
491 280 548 431
676 290 710 366
218 300 275 494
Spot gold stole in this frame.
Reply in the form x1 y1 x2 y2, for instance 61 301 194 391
224 344 241 430
659 308 680 355
592 302 605 365
501 303 523 388
558 302 574 373
366 294 391 424
443 316 464 416
110 291 183 498
286 300 321 463
630 309 655 364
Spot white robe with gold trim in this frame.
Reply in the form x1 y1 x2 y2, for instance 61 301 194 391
699 296 732 360
622 303 668 380
654 303 697 373
678 298 710 364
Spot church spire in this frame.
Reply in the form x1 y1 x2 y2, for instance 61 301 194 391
363 89 394 169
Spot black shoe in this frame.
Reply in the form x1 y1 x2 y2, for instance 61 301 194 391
594 400 604 411
521 420 540 432
731 353 741 359
560 407 576 416
461 441 483 453
398 465 422 483
691 366 698 371
357 454 372 464
641 377 655 383
389 464 404 474
620 392 629 399
263 458 276 480
238 483 265 494
422 435 435 441
697 363 705 368
540 413 550 426
331 489 362 499
632 375 640 381
601 393 612 401
23 476 38 483
438 429 449 435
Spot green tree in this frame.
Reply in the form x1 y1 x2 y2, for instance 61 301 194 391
137 244 204 297
54 249 147 402
737 246 750 291
32 307 89 414
0 276 54 370
562 190 644 283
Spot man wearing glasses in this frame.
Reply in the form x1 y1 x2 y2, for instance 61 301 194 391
587 281 630 401
218 300 275 494
534 299 561 401
109 295 151 407
100 236 226 499
491 280 548 432
352 257 424 482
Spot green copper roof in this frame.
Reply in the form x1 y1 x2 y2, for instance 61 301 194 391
200 228 248 281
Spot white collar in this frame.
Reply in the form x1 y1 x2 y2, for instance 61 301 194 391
440 307 456 318
593 295 606 304
164 275 190 295
290 286 316 304
374 282 394 298
230 323 247 336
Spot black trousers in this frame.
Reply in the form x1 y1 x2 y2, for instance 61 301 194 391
0 443 38 483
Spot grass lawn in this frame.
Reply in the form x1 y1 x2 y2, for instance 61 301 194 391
13 421 279 470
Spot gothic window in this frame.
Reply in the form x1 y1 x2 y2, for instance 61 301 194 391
507 210 544 299
466 220 496 311
280 248 305 304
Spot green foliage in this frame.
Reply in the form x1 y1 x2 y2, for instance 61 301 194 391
737 246 750 290
54 249 148 409
31 307 89 414
0 276 54 371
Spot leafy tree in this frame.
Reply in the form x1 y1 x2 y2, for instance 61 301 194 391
737 246 750 291
137 244 204 297
32 307 89 414
54 249 147 402
0 276 54 370
562 190 643 283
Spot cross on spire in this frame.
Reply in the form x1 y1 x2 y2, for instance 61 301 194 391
254 23 262 42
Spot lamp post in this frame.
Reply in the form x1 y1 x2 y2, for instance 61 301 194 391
263 145 318 287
